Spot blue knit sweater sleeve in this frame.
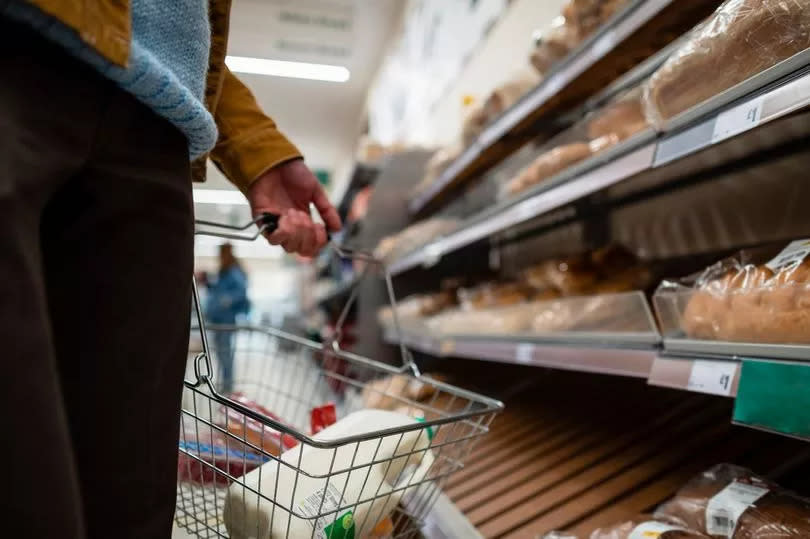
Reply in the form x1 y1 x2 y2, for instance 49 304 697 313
1 0 218 159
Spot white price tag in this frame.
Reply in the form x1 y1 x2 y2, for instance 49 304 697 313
515 343 534 364
687 360 737 396
711 96 764 144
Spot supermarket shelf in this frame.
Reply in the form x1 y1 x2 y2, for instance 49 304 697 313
389 60 810 276
407 0 719 216
648 356 740 397
384 329 657 379
663 337 810 363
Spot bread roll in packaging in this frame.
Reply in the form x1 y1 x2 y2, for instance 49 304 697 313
654 463 810 538
643 0 810 127
654 239 810 344
589 516 709 538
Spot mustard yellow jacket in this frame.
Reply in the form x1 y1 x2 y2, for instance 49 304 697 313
22 0 302 191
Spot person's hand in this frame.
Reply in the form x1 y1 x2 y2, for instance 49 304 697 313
247 159 341 257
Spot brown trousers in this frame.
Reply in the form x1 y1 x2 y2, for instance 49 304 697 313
1 20 194 538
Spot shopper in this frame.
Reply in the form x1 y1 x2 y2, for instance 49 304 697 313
0 1 341 538
202 243 249 394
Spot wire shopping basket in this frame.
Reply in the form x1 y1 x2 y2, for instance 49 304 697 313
176 215 503 538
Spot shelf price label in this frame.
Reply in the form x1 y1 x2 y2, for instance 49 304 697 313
711 96 764 144
687 360 737 396
515 343 534 364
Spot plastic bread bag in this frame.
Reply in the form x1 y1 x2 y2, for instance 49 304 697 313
177 428 269 487
642 0 810 128
531 15 579 75
502 141 594 198
654 239 810 344
373 218 459 262
411 144 462 199
586 85 649 143
588 516 709 538
483 69 542 121
426 303 539 336
653 463 810 538
457 281 538 311
219 393 299 457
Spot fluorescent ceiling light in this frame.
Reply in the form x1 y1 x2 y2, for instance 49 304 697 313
225 56 350 83
193 189 249 205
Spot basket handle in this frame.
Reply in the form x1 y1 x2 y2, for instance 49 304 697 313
187 213 279 387
327 248 420 377
190 214 419 383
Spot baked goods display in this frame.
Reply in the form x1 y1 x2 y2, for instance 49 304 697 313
380 244 654 337
642 0 810 127
461 69 542 147
654 239 810 345
531 0 631 76
654 463 810 538
410 145 463 201
503 141 596 197
502 82 648 199
586 86 649 142
373 217 460 263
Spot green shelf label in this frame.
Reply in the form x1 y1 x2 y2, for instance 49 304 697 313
733 359 810 439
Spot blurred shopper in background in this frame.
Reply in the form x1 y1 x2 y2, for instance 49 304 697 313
201 243 250 394
0 1 341 538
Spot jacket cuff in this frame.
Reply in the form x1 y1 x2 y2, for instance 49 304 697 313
212 130 302 193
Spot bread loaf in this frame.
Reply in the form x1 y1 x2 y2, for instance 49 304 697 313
677 243 810 344
587 97 648 141
531 16 579 74
643 0 810 126
505 142 593 196
654 464 810 538
589 516 709 538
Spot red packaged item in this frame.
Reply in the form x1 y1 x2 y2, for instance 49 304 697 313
177 429 269 487
220 392 297 456
310 403 337 435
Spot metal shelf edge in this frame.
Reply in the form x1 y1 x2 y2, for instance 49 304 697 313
406 0 675 215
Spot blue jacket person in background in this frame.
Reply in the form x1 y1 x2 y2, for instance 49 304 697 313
202 243 250 393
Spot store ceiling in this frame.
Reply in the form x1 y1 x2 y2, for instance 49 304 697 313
199 0 404 197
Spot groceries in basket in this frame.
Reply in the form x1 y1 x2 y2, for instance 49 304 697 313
653 463 810 538
223 409 435 539
177 429 269 487
654 240 810 345
220 392 298 456
310 402 337 435
642 0 810 128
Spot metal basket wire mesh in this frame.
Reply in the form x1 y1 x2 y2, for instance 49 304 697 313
176 216 503 538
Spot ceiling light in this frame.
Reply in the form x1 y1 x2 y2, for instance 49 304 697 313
225 56 350 83
193 189 249 205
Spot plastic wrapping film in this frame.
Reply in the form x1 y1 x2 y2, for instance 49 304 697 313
642 0 810 128
653 463 810 538
373 217 460 262
530 0 631 76
461 69 542 147
654 239 810 345
410 145 463 201
394 245 655 337
501 80 649 200
542 517 710 538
